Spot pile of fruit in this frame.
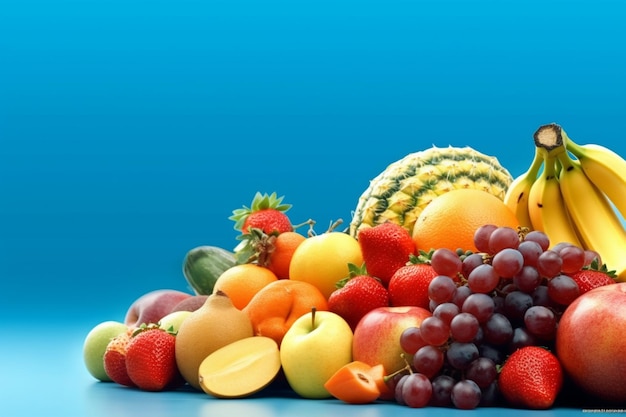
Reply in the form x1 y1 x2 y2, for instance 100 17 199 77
83 123 626 410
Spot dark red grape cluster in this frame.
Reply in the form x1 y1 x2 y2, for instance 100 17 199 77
390 225 598 409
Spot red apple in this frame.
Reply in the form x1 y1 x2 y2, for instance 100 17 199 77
556 282 626 403
124 289 192 328
352 306 431 377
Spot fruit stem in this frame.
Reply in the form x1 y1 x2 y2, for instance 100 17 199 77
383 358 412 382
292 218 316 233
534 123 564 152
326 219 343 234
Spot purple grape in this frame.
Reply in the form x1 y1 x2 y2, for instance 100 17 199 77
547 274 580 305
503 290 533 322
450 312 480 343
524 305 557 339
492 248 524 278
467 263 500 294
462 293 495 323
430 374 455 407
524 230 550 251
428 275 457 304
513 265 542 293
483 313 513 346
419 316 450 347
452 285 472 308
559 244 585 273
474 224 498 253
413 345 444 378
517 239 543 267
508 327 538 352
446 342 479 370
431 248 463 278
465 357 497 388
488 226 520 253
536 250 562 278
401 373 433 408
451 379 482 409
400 326 427 355
462 253 485 279
432 302 460 325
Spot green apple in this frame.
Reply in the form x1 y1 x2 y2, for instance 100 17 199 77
158 310 192 333
83 320 129 381
279 309 353 399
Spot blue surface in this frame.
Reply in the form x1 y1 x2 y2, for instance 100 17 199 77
1 0 625 415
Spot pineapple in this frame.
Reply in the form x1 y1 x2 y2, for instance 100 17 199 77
349 146 514 237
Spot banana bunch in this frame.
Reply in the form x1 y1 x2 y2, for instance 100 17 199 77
504 123 626 281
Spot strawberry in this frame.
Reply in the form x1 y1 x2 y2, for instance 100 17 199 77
125 325 184 391
357 222 417 287
567 259 616 295
230 192 293 235
498 346 563 409
103 329 136 387
387 254 438 309
328 264 389 330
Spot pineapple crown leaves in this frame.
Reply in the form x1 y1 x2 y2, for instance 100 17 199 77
229 192 292 231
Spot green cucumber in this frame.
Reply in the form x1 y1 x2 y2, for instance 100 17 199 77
183 245 238 295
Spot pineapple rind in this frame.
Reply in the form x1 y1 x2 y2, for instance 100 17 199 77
349 146 513 237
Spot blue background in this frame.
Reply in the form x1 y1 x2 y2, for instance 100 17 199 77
1 0 625 415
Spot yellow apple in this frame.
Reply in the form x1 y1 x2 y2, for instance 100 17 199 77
289 232 363 299
279 309 353 399
158 310 192 333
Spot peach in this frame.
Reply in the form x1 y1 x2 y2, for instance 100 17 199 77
124 289 192 328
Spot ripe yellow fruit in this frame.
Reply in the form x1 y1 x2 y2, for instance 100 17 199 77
175 292 253 390
198 336 281 398
289 232 363 299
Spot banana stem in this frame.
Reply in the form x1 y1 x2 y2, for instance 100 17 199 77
534 123 564 151
534 123 571 160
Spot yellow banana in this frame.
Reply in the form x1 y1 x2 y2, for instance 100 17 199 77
527 147 583 248
503 147 543 230
533 123 626 281
564 132 626 221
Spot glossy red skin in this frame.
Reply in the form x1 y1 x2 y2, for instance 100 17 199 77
125 329 183 391
556 282 626 402
352 306 431 375
498 346 563 409
358 222 417 287
242 209 292 235
328 275 390 331
388 264 438 309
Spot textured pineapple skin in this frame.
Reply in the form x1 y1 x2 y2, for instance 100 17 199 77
349 146 513 238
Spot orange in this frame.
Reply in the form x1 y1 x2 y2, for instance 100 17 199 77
267 231 306 279
412 188 520 253
212 264 278 310
242 279 328 347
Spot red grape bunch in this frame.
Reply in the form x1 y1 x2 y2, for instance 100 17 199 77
391 224 602 409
